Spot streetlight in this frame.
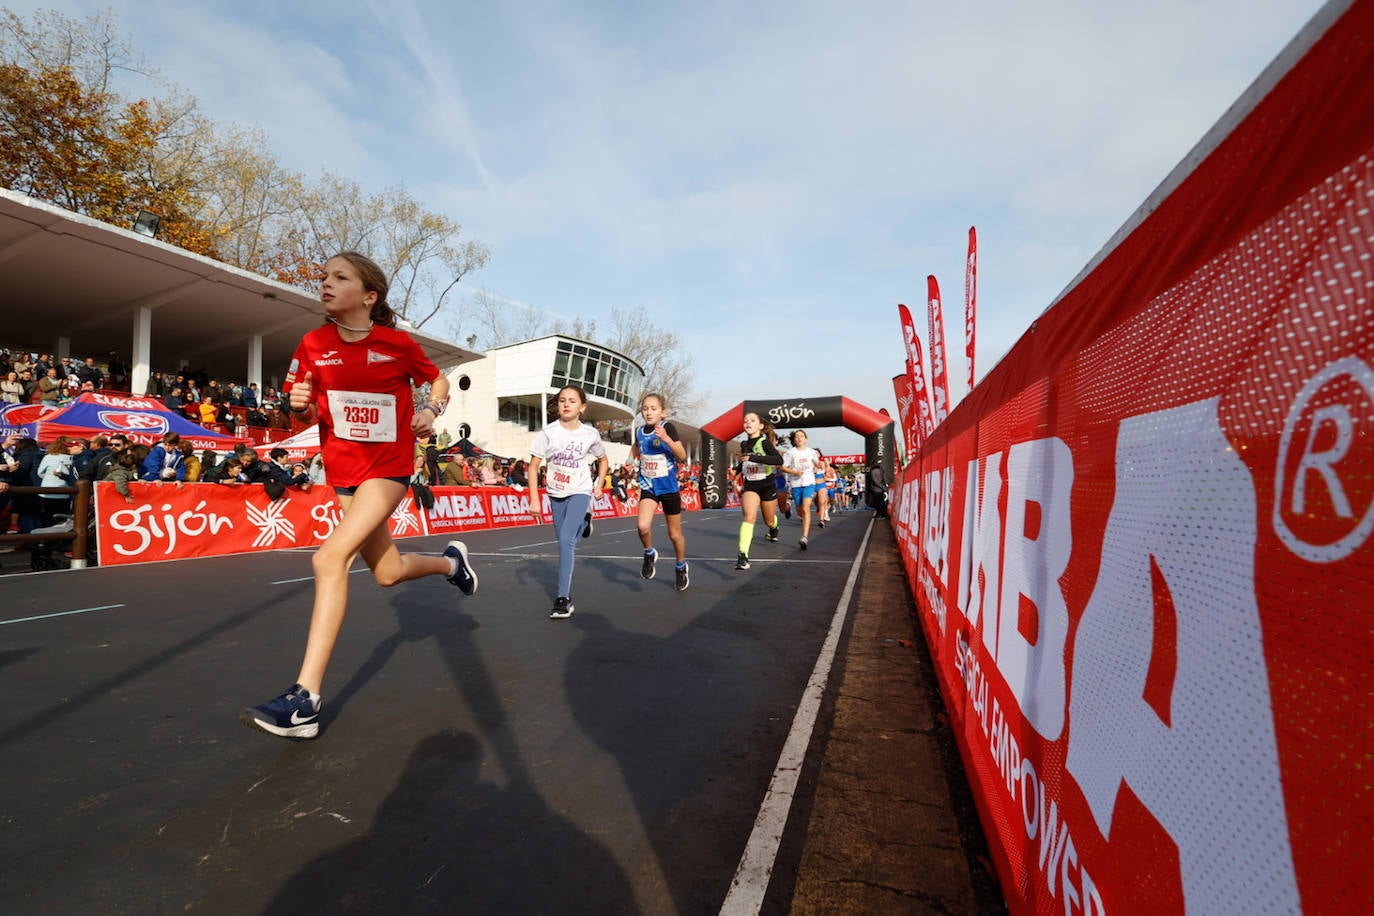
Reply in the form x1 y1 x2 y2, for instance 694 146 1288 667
131 210 161 238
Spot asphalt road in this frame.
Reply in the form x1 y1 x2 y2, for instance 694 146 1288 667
1 508 897 914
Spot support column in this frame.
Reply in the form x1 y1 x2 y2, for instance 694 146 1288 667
247 334 263 391
57 336 71 362
130 306 152 397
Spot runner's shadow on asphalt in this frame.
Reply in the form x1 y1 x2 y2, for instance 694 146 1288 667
260 729 635 915
321 596 478 726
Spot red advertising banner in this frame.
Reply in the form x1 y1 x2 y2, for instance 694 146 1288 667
927 275 952 424
965 226 977 392
893 374 917 462
889 5 1372 913
94 483 674 565
897 303 934 446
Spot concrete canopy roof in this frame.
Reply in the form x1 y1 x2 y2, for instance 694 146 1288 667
0 188 481 385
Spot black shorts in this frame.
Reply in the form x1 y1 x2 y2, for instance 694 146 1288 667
642 489 682 516
742 480 778 502
334 476 410 497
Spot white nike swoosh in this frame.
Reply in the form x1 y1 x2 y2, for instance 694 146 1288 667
290 710 316 724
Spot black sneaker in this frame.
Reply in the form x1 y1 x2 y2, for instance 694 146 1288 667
550 596 575 619
735 552 750 570
675 563 689 592
582 512 593 538
443 540 478 595
241 684 320 739
818 519 826 529
783 508 792 519
641 548 657 580
766 526 779 542
800 536 809 550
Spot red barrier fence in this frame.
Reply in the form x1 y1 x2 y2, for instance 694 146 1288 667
92 483 700 566
889 4 1370 913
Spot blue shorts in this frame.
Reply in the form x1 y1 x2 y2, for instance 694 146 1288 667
793 484 818 501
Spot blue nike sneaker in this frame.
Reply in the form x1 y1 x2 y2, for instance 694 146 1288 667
241 684 320 739
444 540 478 595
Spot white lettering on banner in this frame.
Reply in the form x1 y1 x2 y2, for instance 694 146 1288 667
109 502 234 556
958 455 1002 659
489 493 529 516
311 501 343 539
953 634 1106 916
432 493 485 520
922 467 952 588
952 440 1071 740
1274 355 1374 562
766 402 817 424
998 438 1072 740
1065 398 1299 914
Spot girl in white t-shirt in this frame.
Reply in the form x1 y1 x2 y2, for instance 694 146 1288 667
528 385 608 619
782 430 820 549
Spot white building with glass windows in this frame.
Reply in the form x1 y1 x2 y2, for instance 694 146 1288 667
432 335 645 463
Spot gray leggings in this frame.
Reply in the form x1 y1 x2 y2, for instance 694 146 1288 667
549 493 592 598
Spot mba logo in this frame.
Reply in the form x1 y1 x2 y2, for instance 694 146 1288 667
432 493 485 520
489 493 528 515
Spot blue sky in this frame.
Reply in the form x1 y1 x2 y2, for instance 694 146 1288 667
11 0 1327 452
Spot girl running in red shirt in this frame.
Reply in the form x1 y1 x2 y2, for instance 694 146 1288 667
241 252 477 740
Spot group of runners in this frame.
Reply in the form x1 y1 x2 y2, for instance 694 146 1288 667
240 252 705 740
239 250 863 741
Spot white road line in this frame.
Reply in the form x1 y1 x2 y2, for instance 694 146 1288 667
271 567 370 585
0 604 126 626
719 518 874 915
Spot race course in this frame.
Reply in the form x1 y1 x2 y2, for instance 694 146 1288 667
1 509 893 914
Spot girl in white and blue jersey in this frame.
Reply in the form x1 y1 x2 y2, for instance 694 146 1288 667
632 393 690 591
782 429 820 549
528 385 608 619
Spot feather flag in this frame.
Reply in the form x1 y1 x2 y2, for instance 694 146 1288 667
892 373 917 459
926 276 952 424
964 226 977 392
897 303 934 446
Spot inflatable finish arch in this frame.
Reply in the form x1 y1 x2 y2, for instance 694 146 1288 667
698 396 895 509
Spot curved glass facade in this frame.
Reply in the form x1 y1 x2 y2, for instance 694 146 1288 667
550 339 644 409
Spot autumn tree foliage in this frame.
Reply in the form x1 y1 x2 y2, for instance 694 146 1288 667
0 8 489 329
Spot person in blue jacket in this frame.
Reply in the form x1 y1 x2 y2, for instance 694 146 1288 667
140 432 186 482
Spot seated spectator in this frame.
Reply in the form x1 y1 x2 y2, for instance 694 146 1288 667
141 432 186 482
38 367 63 407
477 457 499 487
164 386 185 411
441 456 468 486
65 373 80 399
204 456 244 484
198 396 219 427
242 382 259 409
18 369 36 402
244 405 269 428
1 371 21 404
12 353 34 376
75 356 104 389
253 448 310 488
507 459 529 489
180 442 202 482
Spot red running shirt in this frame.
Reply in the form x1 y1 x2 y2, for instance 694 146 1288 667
284 324 439 487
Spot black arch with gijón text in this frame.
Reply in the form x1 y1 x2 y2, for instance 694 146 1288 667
698 396 895 509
